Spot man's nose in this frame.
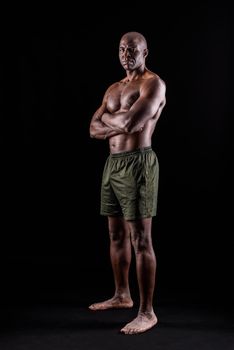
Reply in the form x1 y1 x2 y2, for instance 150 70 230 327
123 50 131 59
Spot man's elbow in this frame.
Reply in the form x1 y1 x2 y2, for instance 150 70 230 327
89 127 96 138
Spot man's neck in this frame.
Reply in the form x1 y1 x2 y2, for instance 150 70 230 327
126 67 146 82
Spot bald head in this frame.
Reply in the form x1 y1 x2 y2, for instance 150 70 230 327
120 32 148 50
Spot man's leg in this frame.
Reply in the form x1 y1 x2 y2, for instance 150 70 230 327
120 217 157 334
89 216 133 310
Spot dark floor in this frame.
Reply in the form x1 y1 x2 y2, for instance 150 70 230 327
0 293 233 350
0 259 233 349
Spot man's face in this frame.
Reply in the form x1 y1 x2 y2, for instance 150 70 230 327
119 37 146 71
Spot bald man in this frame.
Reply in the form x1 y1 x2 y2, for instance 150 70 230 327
89 31 166 335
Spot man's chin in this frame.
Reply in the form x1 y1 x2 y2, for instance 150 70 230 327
123 64 134 71
122 62 134 69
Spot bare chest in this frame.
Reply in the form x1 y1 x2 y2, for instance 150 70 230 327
106 81 141 113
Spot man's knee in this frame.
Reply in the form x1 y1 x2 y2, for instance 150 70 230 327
131 232 152 252
109 229 129 247
109 229 121 242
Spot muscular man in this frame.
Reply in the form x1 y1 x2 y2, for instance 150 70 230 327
89 31 166 335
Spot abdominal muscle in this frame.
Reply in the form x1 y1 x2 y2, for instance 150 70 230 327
109 119 156 154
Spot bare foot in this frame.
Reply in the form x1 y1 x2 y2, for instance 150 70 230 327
120 311 158 335
89 296 133 311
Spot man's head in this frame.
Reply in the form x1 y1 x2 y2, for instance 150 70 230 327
119 32 148 71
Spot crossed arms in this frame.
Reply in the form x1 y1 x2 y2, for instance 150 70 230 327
89 77 166 140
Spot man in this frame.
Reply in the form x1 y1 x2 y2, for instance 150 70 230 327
89 31 166 335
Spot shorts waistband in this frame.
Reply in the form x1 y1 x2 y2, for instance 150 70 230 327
110 146 152 158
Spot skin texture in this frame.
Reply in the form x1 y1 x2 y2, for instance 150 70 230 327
89 31 166 335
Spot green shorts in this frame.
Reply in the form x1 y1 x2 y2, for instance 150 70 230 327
100 147 159 220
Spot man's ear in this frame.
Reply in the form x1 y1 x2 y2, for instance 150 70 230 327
143 48 149 58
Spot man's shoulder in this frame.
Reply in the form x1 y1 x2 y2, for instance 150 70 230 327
144 73 166 92
106 81 121 91
147 72 166 87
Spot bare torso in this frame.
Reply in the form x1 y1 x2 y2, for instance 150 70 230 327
105 73 165 153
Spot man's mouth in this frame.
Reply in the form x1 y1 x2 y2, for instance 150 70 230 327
122 60 133 65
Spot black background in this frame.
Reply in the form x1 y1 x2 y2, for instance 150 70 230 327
1 2 232 311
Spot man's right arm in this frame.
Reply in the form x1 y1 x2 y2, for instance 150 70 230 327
89 96 125 140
